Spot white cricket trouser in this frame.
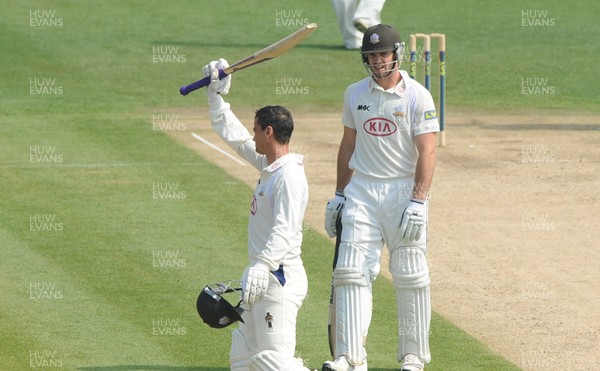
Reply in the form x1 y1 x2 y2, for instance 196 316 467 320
333 173 431 365
230 264 308 371
331 0 386 49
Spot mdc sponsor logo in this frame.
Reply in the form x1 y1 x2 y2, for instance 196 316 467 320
363 118 397 137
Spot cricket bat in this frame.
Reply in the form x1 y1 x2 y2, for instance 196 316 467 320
328 216 342 357
180 23 318 95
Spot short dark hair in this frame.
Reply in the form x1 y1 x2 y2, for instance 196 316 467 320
254 105 294 144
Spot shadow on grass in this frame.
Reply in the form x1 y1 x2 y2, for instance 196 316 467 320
77 366 225 371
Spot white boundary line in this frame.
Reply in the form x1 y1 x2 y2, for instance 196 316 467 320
191 132 245 166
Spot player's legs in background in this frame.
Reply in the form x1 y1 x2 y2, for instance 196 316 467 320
353 0 386 32
331 0 363 49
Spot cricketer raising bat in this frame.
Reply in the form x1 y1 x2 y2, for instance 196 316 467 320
180 23 318 96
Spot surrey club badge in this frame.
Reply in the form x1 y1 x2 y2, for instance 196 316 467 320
370 33 380 44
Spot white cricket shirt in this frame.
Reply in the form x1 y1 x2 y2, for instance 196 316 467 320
209 97 308 271
342 70 440 178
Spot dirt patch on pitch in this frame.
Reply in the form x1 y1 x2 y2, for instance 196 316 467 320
165 106 600 370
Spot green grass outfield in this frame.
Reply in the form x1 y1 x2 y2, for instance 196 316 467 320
2 0 597 369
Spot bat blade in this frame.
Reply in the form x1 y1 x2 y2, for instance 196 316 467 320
328 215 343 357
179 23 318 96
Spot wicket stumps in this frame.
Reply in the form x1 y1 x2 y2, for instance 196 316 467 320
409 33 446 147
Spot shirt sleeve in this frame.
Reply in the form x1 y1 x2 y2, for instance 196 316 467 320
209 96 265 170
341 86 356 129
411 87 440 136
256 165 306 270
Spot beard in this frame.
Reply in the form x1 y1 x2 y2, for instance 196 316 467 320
369 60 397 79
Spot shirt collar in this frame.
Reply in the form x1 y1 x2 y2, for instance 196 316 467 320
263 153 304 173
368 70 407 96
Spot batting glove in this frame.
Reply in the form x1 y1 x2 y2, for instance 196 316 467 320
202 58 231 103
399 198 427 242
324 190 345 238
241 262 270 308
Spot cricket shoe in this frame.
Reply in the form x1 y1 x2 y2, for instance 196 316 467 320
353 19 369 33
401 354 424 371
322 356 367 371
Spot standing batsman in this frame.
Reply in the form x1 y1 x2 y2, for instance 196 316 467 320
323 24 439 371
201 59 312 371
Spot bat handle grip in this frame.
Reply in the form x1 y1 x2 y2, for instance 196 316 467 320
179 69 229 96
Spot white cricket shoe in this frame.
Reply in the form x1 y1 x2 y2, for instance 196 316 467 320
322 356 367 371
401 354 424 371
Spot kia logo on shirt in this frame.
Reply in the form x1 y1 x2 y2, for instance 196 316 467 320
363 118 397 136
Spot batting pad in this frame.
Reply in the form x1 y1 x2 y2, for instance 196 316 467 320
250 351 311 371
332 242 372 366
389 247 431 362
249 350 279 371
230 328 252 371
